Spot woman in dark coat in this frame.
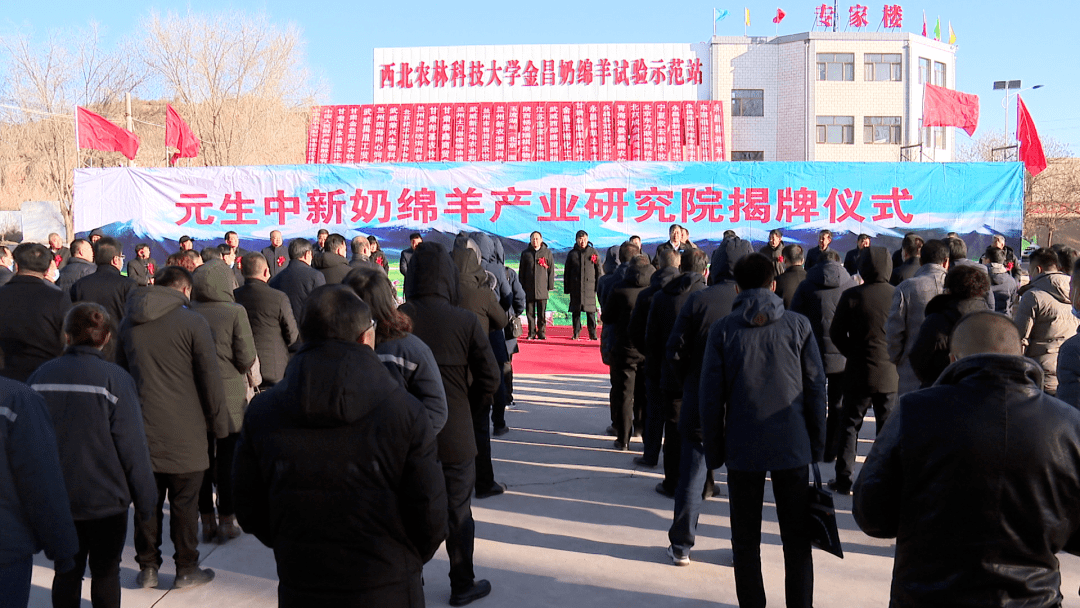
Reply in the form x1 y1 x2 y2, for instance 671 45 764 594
563 230 603 340
519 231 555 339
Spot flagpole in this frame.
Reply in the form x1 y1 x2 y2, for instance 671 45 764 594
713 8 716 37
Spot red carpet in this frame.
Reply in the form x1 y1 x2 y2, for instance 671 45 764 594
513 325 608 375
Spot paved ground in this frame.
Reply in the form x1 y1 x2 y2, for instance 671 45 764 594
28 373 1080 607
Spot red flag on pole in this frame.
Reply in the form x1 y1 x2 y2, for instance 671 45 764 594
165 104 201 166
773 8 786 23
922 83 979 136
76 107 139 160
1017 95 1048 176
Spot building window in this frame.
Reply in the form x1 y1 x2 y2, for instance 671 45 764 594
817 116 854 144
933 61 947 87
732 151 764 161
920 120 946 150
918 57 931 84
817 53 854 81
864 53 902 81
864 116 902 144
731 90 764 117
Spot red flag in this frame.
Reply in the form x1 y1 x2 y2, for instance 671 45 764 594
165 104 201 166
922 83 979 136
1017 95 1048 176
773 8 786 23
76 107 139 160
922 12 927 36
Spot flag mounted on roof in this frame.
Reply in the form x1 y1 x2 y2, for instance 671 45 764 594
773 8 786 24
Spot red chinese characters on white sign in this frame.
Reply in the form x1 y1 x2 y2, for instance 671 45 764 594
378 58 705 89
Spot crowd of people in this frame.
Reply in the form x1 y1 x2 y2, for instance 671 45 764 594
2 223 1080 608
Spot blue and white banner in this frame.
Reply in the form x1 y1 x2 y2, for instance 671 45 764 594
75 161 1023 250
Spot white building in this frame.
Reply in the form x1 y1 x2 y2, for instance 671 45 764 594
712 32 957 162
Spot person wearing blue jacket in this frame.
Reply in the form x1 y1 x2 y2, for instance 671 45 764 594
28 303 156 608
0 375 78 608
699 252 826 608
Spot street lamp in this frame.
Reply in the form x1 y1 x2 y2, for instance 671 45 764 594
994 80 1044 145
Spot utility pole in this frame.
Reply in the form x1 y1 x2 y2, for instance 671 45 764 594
125 92 136 167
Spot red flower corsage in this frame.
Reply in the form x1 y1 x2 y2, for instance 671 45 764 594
1006 261 1014 270
777 256 785 264
54 254 62 267
277 256 286 267
538 257 550 269
590 254 598 264
147 263 155 274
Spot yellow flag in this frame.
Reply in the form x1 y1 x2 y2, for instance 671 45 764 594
948 22 956 44
745 8 751 26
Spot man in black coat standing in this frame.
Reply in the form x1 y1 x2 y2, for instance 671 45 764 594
773 244 806 308
70 237 137 329
843 234 870 276
564 230 602 340
268 238 326 328
0 243 70 382
400 242 501 607
855 311 1080 607
601 253 653 450
48 232 70 269
233 253 299 388
233 286 447 606
399 232 422 277
56 239 95 294
519 231 554 340
261 230 289 279
791 249 858 463
312 233 351 284
804 229 834 270
890 233 923 286
829 246 897 494
117 266 229 589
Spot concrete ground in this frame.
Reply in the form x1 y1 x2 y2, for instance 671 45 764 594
28 373 1080 607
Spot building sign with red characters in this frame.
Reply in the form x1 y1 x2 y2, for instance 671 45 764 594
374 43 711 103
75 162 1023 250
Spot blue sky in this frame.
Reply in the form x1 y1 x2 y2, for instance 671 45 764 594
3 0 1078 155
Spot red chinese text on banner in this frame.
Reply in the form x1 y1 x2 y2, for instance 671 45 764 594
922 83 979 136
77 106 139 160
1017 95 1048 176
165 104 200 166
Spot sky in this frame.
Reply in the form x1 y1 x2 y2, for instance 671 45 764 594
2 0 1078 155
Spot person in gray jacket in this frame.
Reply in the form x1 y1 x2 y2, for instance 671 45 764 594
56 239 95 294
1015 248 1079 395
28 303 156 608
0 375 78 608
886 239 950 396
984 247 1018 315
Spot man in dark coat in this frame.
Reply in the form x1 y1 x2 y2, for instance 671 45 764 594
519 231 555 340
889 233 923 286
909 265 991 388
700 253 826 607
56 239 95 294
116 266 229 589
598 242 637 310
843 234 870 275
985 247 1018 315
0 243 70 382
758 229 785 279
855 311 1080 607
564 230 602 340
48 232 70 269
261 230 289 279
664 235 752 564
268 238 326 328
234 253 299 388
645 250 707 495
601 253 653 450
399 232 422 277
804 229 834 270
400 242 500 607
0 246 13 287
451 241 508 500
791 249 858 463
234 285 447 607
348 235 383 273
629 248 682 455
196 247 239 292
829 246 897 494
311 233 351 284
126 243 158 286
224 231 249 259
773 243 806 308
70 237 137 329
